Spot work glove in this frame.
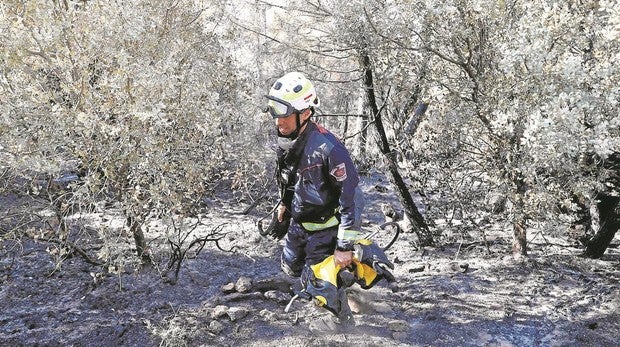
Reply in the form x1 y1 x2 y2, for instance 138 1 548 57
258 209 290 240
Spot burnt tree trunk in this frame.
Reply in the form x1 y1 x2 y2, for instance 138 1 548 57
511 174 528 257
342 112 349 145
127 215 152 265
360 51 433 246
582 152 619 258
583 193 620 258
512 219 527 257
359 115 369 161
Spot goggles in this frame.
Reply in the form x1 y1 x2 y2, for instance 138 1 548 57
264 95 299 119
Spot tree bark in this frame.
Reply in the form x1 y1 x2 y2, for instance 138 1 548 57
511 174 528 258
512 219 527 257
359 50 433 246
358 115 368 160
127 215 152 265
583 193 619 258
582 153 619 258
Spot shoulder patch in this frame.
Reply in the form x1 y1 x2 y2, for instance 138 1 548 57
330 163 348 182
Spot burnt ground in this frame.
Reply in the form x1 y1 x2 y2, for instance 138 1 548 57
1 176 619 346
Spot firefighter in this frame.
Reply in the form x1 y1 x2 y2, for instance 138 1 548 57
264 71 365 326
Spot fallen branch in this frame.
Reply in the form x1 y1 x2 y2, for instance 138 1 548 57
35 236 104 266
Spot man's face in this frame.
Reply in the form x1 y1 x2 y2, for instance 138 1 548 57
276 109 311 136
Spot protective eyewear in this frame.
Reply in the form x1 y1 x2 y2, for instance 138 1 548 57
264 95 299 119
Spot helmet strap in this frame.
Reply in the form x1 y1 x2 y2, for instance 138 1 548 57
277 108 313 140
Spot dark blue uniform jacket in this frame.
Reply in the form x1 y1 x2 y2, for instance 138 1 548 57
277 122 360 247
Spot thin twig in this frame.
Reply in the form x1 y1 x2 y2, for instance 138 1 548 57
35 236 104 266
342 119 376 141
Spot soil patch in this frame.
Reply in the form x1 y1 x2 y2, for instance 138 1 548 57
1 177 619 346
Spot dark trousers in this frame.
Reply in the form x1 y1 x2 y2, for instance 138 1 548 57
280 220 337 277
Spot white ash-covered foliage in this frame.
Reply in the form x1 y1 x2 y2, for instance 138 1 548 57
409 0 617 232
0 0 260 211
0 0 265 266
232 0 618 239
1 0 618 253
489 1 619 221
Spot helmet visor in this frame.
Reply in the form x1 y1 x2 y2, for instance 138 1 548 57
264 95 297 118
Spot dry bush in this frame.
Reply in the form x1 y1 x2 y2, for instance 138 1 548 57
0 0 263 274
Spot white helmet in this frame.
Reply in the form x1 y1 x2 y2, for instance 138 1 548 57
265 72 320 118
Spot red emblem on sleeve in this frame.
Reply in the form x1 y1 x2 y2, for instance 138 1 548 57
330 163 347 182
